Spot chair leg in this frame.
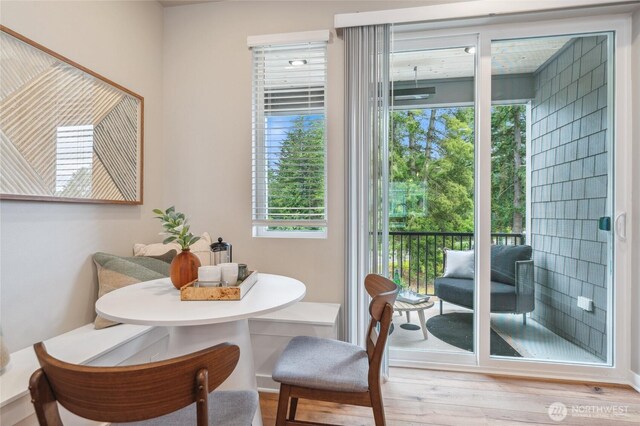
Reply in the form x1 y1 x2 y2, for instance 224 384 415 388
440 299 443 315
29 369 63 426
405 311 410 323
275 384 290 426
523 313 527 325
195 369 209 426
288 397 298 421
370 386 386 426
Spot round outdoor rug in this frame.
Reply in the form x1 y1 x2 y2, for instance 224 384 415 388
426 312 521 357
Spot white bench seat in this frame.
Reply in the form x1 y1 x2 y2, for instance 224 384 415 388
0 324 168 426
249 302 341 392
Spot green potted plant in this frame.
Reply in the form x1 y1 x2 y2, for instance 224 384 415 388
153 206 201 289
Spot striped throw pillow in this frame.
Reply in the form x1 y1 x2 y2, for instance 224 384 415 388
93 251 175 329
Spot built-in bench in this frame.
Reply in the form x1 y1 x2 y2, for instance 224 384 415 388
0 324 169 426
249 302 341 392
0 301 341 424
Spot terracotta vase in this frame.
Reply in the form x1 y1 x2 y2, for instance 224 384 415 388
170 248 201 289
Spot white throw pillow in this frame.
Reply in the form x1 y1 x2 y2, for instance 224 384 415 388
133 232 213 266
443 249 475 279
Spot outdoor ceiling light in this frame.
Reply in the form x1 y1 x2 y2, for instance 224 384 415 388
392 66 436 101
288 59 307 66
464 46 476 54
393 86 436 101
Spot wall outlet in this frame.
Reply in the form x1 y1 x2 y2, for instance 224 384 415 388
577 296 594 312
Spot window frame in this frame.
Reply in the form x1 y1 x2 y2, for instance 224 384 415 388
251 39 329 239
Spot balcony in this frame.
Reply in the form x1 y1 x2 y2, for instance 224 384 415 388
388 230 602 363
388 231 524 295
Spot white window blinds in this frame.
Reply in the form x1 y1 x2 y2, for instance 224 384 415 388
252 41 327 234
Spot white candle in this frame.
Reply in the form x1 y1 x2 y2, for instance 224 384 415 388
219 263 239 286
198 265 221 282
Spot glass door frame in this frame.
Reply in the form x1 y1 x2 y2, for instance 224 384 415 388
389 12 633 383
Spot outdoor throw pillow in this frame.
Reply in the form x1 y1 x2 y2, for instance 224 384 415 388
93 252 174 329
133 232 213 265
490 244 532 285
443 249 475 280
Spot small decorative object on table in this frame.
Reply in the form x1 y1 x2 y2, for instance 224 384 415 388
210 237 232 265
237 263 249 280
153 206 201 289
392 269 430 304
196 263 241 287
181 271 259 301
397 289 430 304
198 265 222 284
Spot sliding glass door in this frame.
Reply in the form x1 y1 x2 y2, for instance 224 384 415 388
383 14 629 377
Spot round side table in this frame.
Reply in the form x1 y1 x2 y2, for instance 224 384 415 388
394 299 435 340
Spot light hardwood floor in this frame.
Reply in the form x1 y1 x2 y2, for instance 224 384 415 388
260 368 640 425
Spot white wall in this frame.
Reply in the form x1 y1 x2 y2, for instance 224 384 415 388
631 7 640 378
162 1 447 315
0 1 164 352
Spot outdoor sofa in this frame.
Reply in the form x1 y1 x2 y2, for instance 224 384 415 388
434 245 535 324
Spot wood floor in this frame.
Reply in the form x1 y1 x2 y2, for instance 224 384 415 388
260 367 640 425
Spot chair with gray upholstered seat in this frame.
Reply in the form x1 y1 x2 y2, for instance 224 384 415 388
272 274 398 426
29 341 258 426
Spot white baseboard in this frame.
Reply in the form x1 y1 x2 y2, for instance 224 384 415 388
256 373 280 393
390 357 632 386
630 370 640 393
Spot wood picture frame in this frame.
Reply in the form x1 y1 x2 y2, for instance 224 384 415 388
0 26 144 204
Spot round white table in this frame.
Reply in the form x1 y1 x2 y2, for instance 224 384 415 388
95 273 306 426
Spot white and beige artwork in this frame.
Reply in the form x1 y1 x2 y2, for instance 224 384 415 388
0 28 143 203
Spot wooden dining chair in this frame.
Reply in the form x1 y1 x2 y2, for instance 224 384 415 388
272 274 399 426
29 341 258 426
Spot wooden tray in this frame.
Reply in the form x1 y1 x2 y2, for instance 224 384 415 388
180 271 259 301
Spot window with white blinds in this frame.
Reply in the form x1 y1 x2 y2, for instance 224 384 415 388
251 41 327 237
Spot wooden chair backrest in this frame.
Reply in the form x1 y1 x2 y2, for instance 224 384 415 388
29 342 239 425
364 274 398 388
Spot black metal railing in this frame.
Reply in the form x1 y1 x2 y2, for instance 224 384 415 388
389 231 524 295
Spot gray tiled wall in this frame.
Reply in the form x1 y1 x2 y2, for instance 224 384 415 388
529 36 609 360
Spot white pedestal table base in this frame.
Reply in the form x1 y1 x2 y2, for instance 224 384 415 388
166 319 262 426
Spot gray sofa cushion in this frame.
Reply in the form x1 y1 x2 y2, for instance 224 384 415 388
490 245 532 285
115 390 258 426
434 277 517 312
272 336 369 393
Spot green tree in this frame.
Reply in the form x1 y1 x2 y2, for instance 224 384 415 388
267 116 325 227
390 108 474 233
389 109 430 227
491 105 526 233
389 107 475 292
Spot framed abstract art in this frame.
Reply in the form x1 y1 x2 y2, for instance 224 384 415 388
0 26 144 204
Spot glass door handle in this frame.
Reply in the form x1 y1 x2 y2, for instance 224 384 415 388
614 213 627 241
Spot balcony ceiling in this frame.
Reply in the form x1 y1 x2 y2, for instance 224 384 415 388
392 37 572 82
